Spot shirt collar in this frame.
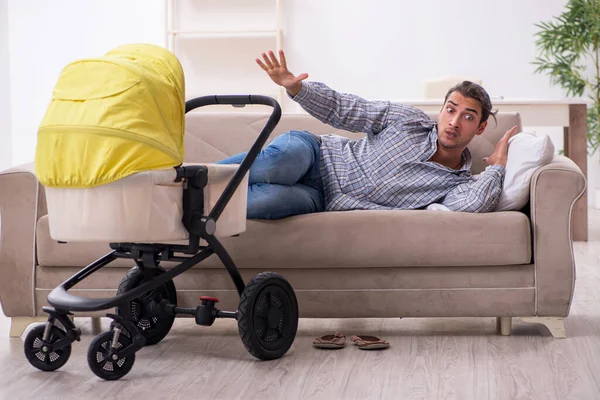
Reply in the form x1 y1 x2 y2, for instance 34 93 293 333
429 124 473 172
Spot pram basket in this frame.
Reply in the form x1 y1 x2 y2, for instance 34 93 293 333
24 95 299 381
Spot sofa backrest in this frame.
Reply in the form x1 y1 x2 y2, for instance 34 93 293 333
183 109 522 175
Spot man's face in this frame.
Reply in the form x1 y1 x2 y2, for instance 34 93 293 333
437 91 487 150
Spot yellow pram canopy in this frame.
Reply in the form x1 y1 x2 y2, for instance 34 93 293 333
35 43 185 188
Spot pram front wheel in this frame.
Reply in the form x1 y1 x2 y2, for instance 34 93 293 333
237 272 298 360
87 330 135 381
24 324 72 371
115 265 177 346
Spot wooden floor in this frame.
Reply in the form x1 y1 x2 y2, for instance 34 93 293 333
3 212 600 399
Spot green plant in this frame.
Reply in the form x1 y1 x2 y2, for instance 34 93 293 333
532 0 600 154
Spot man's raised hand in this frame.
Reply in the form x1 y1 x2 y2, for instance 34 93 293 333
256 50 308 97
483 125 520 168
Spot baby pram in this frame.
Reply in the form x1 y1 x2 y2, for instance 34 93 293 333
24 44 299 380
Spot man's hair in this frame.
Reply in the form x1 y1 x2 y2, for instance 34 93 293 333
443 81 498 125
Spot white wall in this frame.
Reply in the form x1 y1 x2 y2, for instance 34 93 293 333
5 0 598 203
284 0 569 101
7 0 165 165
0 0 11 171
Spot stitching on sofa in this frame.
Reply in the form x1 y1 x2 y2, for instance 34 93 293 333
32 175 39 317
565 170 586 314
185 132 229 158
186 129 251 158
531 171 538 315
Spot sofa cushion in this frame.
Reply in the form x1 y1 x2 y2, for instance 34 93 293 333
37 209 531 268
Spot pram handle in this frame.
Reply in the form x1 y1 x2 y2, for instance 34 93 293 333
185 94 281 111
184 95 282 222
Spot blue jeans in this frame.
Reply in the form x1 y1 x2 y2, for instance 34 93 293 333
216 130 324 220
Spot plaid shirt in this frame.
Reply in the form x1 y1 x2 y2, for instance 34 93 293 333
292 81 505 213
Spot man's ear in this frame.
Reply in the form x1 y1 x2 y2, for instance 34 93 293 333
476 121 487 135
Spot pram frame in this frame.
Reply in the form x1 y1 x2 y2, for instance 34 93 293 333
47 94 280 311
25 95 298 380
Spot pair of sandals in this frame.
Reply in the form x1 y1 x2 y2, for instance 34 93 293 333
313 331 389 350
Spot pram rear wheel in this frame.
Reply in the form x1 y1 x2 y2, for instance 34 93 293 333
87 330 135 381
116 265 177 346
237 272 298 360
24 324 72 371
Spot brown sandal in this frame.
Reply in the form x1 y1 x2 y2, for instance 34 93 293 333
313 331 346 349
350 335 390 350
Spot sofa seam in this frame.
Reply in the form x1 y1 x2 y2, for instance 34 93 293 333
32 175 39 317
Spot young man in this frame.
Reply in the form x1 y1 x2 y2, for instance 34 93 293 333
217 50 519 220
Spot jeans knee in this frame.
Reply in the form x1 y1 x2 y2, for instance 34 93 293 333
288 130 313 143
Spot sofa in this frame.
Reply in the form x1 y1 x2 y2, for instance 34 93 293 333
0 110 586 339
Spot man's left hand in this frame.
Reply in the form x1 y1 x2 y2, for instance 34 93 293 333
483 125 519 168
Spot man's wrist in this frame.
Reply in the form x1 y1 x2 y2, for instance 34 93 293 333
487 163 506 178
285 82 303 97
287 81 310 103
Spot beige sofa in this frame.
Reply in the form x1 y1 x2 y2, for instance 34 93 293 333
0 110 586 339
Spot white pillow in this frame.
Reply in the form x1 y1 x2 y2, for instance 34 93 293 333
493 131 555 211
426 203 451 211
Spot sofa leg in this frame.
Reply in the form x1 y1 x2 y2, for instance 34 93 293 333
91 317 102 334
9 317 48 338
520 317 566 339
496 317 512 336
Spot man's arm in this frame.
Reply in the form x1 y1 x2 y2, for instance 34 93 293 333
255 50 417 135
441 165 505 212
291 81 402 135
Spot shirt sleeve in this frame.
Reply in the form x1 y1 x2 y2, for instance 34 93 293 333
441 165 506 212
290 81 424 135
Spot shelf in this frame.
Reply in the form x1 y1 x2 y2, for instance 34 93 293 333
176 34 277 91
168 30 278 39
166 0 285 111
168 0 278 33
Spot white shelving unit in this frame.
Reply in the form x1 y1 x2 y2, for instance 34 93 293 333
164 0 285 113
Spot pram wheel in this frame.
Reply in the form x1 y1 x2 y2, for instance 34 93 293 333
237 272 298 360
24 324 72 371
87 329 135 381
115 265 177 346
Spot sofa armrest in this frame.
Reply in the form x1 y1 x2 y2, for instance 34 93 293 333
0 162 47 317
529 154 586 316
